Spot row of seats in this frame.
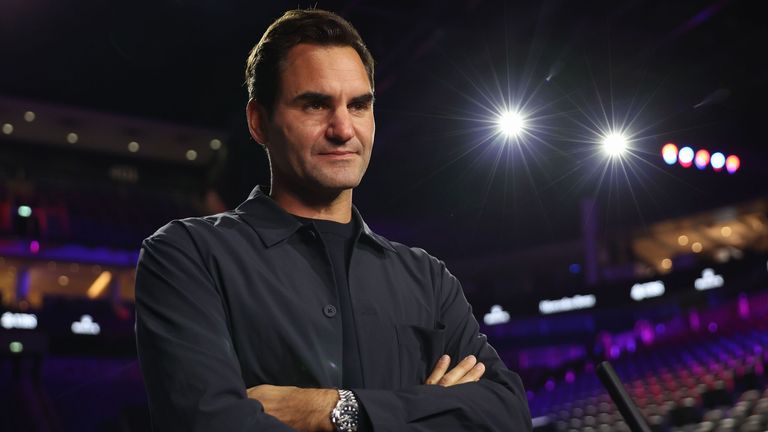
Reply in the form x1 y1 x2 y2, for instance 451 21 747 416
530 327 768 432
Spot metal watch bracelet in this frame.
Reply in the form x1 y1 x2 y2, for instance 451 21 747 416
330 389 359 432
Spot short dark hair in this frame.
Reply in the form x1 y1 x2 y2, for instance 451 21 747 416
245 9 375 115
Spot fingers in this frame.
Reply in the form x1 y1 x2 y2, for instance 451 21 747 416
438 355 476 386
424 354 487 387
425 354 451 385
454 361 485 385
438 355 485 386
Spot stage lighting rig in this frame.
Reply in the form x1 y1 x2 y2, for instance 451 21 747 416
659 143 739 174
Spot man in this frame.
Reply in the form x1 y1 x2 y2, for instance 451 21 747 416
135 9 531 432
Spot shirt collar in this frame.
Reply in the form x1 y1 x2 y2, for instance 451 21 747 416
234 186 395 252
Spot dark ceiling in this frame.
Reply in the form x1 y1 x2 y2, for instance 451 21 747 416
1 0 766 260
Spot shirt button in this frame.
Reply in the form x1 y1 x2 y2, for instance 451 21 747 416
323 304 337 318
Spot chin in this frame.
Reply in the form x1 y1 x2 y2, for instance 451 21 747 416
321 182 360 192
313 174 364 191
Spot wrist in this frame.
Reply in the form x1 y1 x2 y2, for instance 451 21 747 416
330 389 360 432
312 388 340 432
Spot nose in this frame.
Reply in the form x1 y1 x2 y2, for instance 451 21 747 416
326 107 355 144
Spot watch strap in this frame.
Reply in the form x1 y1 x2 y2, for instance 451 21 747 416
330 389 359 432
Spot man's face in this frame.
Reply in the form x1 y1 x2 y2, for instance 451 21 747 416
257 44 375 195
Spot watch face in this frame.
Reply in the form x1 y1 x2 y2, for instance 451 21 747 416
332 390 359 432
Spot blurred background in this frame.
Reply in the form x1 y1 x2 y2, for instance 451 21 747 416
1 1 767 431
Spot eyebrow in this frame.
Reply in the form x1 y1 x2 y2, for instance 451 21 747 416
290 92 375 106
349 93 375 106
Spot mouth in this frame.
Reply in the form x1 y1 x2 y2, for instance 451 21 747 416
317 150 358 158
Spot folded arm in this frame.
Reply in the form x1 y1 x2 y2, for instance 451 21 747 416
351 258 532 431
135 222 297 431
247 354 487 430
252 258 532 431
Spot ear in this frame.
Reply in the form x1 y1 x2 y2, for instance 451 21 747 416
246 99 269 145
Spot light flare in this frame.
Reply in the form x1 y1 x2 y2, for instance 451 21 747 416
601 131 629 157
497 111 526 137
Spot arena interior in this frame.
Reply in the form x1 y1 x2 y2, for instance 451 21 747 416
1 1 767 431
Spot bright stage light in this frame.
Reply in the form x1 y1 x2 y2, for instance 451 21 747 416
694 149 710 170
661 143 678 165
678 146 694 168
710 152 725 171
601 132 628 157
725 155 740 174
497 111 525 137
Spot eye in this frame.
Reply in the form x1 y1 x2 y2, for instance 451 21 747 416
304 101 327 111
349 101 371 112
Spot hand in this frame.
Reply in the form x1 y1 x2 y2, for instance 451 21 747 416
425 354 485 386
247 384 338 432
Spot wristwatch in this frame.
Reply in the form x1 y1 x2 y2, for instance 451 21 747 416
330 389 359 432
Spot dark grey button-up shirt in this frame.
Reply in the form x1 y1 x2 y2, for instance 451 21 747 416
135 186 532 431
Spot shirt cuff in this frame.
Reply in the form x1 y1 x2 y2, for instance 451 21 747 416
350 390 373 432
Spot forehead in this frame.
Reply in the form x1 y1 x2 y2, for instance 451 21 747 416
278 44 372 98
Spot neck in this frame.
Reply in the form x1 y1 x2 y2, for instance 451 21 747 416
269 181 354 223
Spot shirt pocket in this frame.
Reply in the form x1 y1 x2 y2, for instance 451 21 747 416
394 321 446 387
